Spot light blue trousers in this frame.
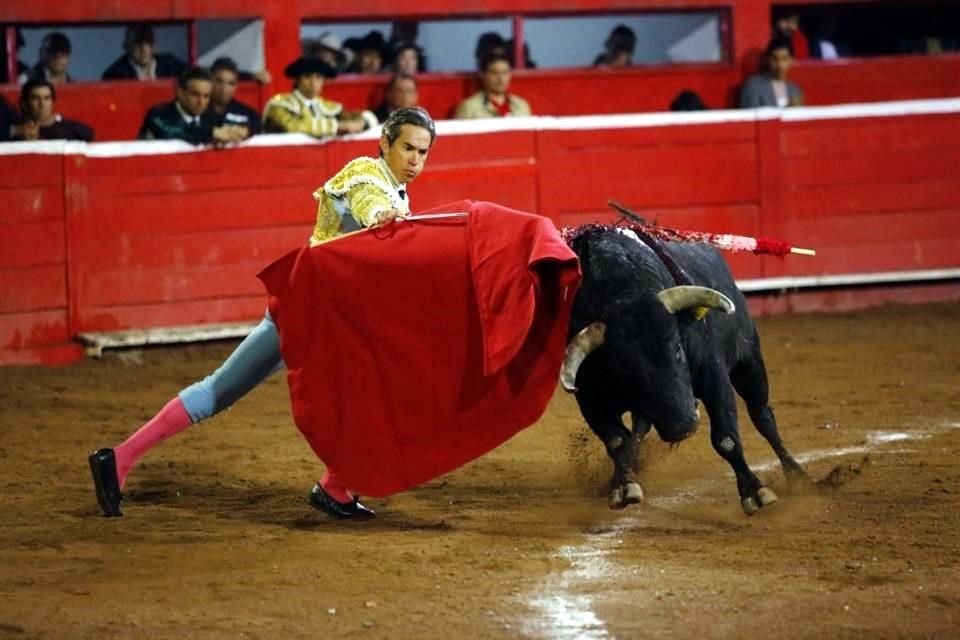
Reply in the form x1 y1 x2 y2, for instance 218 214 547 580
178 309 285 423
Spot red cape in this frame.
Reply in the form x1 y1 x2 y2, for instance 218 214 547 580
258 201 580 497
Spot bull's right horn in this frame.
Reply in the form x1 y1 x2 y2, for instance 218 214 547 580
657 285 735 316
560 322 606 392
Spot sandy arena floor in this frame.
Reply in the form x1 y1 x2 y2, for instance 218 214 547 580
1 302 959 639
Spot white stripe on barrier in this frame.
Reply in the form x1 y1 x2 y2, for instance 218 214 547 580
2 97 959 158
736 267 960 292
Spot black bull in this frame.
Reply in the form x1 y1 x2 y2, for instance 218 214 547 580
562 228 809 515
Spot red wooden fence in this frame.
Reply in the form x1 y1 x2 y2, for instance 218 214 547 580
2 102 959 365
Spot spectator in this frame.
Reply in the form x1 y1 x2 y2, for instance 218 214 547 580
263 57 375 138
669 89 708 111
773 9 809 60
102 23 186 81
138 67 237 145
594 24 636 67
345 31 387 74
739 37 804 109
388 22 428 72
455 52 531 119
474 32 507 69
11 79 93 141
303 31 353 73
389 41 423 75
0 28 28 84
374 73 418 122
207 57 260 140
21 32 72 85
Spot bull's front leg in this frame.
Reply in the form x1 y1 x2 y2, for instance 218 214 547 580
701 378 778 515
576 397 643 509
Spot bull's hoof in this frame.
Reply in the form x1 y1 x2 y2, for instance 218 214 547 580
624 482 644 505
757 486 778 506
608 486 626 509
741 486 779 515
608 482 644 509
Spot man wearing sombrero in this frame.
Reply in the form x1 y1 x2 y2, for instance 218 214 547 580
263 56 376 138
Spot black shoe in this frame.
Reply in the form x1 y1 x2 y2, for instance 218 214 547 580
309 483 375 518
88 448 123 517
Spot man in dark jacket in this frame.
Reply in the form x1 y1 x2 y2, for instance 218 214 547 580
206 57 260 140
102 23 185 81
22 32 73 85
12 79 93 141
138 67 237 145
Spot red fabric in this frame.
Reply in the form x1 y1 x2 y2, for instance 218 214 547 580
754 237 792 257
258 201 580 497
491 95 512 117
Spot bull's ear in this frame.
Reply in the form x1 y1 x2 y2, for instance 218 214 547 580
657 286 735 316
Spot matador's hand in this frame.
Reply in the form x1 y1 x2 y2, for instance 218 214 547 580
369 209 408 226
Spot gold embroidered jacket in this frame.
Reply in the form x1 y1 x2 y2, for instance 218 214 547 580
310 156 410 245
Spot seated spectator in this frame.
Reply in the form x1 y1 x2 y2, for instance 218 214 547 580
11 79 93 141
455 52 531 119
103 23 186 81
669 89 708 111
138 67 237 145
773 9 809 60
345 31 387 74
21 32 72 85
389 41 423 75
303 31 353 74
207 57 260 140
474 32 507 69
594 24 636 67
263 57 375 138
0 28 28 84
739 37 804 109
374 73 418 123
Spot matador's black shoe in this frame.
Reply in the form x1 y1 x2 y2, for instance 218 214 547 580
309 483 376 519
88 448 124 517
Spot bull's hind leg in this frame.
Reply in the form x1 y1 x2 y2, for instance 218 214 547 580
730 349 809 486
576 396 643 509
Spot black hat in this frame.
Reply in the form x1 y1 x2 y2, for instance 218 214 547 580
284 56 338 79
346 30 387 57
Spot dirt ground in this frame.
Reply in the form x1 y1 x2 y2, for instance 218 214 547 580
1 301 959 640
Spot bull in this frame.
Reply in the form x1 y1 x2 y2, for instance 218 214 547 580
562 223 808 515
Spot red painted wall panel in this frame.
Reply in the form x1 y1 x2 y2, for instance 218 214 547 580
0 310 72 352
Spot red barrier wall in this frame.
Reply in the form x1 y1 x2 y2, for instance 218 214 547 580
0 154 83 364
2 104 960 365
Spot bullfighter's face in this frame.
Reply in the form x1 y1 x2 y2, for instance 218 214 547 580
380 123 432 184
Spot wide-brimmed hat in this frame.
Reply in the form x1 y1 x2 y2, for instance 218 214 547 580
304 31 353 69
284 56 338 79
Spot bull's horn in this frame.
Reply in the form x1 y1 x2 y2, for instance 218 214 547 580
560 322 606 392
657 285 735 316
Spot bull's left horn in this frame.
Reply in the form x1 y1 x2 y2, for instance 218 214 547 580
657 286 735 316
560 322 606 392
